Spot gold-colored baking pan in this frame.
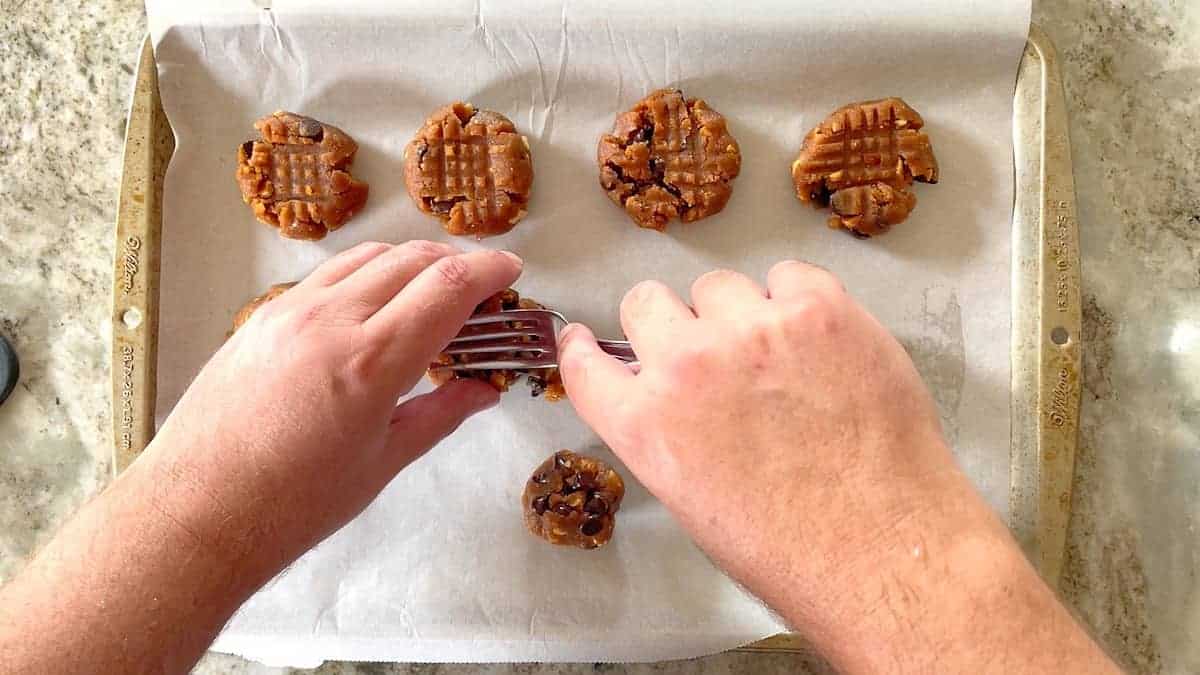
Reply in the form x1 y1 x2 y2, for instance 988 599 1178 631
111 37 173 473
110 24 1081 655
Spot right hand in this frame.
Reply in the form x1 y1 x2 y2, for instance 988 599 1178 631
557 261 1009 648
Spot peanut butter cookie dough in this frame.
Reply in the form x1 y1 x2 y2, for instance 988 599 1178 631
791 97 938 237
236 111 370 241
404 103 533 238
523 450 625 549
427 288 565 401
598 88 741 231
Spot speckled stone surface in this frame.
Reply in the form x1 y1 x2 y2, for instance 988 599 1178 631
0 1 1196 674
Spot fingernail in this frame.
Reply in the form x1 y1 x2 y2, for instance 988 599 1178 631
558 322 581 342
499 250 524 268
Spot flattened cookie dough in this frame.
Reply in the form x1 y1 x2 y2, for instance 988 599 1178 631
404 103 533 238
231 282 296 333
523 450 625 549
598 88 741 231
791 98 938 237
428 288 564 400
236 111 370 241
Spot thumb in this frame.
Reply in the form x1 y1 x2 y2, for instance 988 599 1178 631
385 378 500 468
558 323 638 444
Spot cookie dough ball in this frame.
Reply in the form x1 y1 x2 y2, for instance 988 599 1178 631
598 88 741 231
231 282 296 333
404 103 533 238
236 111 370 240
790 97 938 237
523 450 625 549
427 288 564 401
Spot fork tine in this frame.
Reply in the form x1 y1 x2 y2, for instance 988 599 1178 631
463 310 556 326
442 341 553 356
430 354 559 371
448 329 542 344
437 309 571 372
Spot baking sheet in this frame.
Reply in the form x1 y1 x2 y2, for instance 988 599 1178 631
147 0 1032 665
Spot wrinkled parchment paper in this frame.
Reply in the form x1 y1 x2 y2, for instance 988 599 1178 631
146 0 1031 665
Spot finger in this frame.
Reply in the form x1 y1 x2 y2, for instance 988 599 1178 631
557 323 638 443
332 240 464 321
689 269 767 318
296 241 395 289
619 280 694 363
766 260 846 301
383 378 500 470
365 249 524 384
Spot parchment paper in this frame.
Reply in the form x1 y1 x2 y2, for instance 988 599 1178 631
146 0 1031 665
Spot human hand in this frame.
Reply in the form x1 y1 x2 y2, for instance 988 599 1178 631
558 262 1011 651
135 240 522 576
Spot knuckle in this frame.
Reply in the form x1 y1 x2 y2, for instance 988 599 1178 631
345 348 382 381
432 255 473 290
780 292 842 335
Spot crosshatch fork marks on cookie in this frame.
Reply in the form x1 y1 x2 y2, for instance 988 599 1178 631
404 103 534 239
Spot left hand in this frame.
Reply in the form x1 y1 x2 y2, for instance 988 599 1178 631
132 240 522 575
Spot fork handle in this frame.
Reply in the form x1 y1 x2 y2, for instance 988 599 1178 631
597 340 637 363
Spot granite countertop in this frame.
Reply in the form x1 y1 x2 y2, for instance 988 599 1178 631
1 1 1197 673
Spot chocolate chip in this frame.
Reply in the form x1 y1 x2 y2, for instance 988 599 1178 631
584 498 608 515
532 472 550 484
241 140 255 158
528 377 546 398
554 503 573 516
632 124 653 145
580 518 603 536
532 495 550 515
810 186 832 208
298 117 324 141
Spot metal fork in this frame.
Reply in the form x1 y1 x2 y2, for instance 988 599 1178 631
434 309 636 371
